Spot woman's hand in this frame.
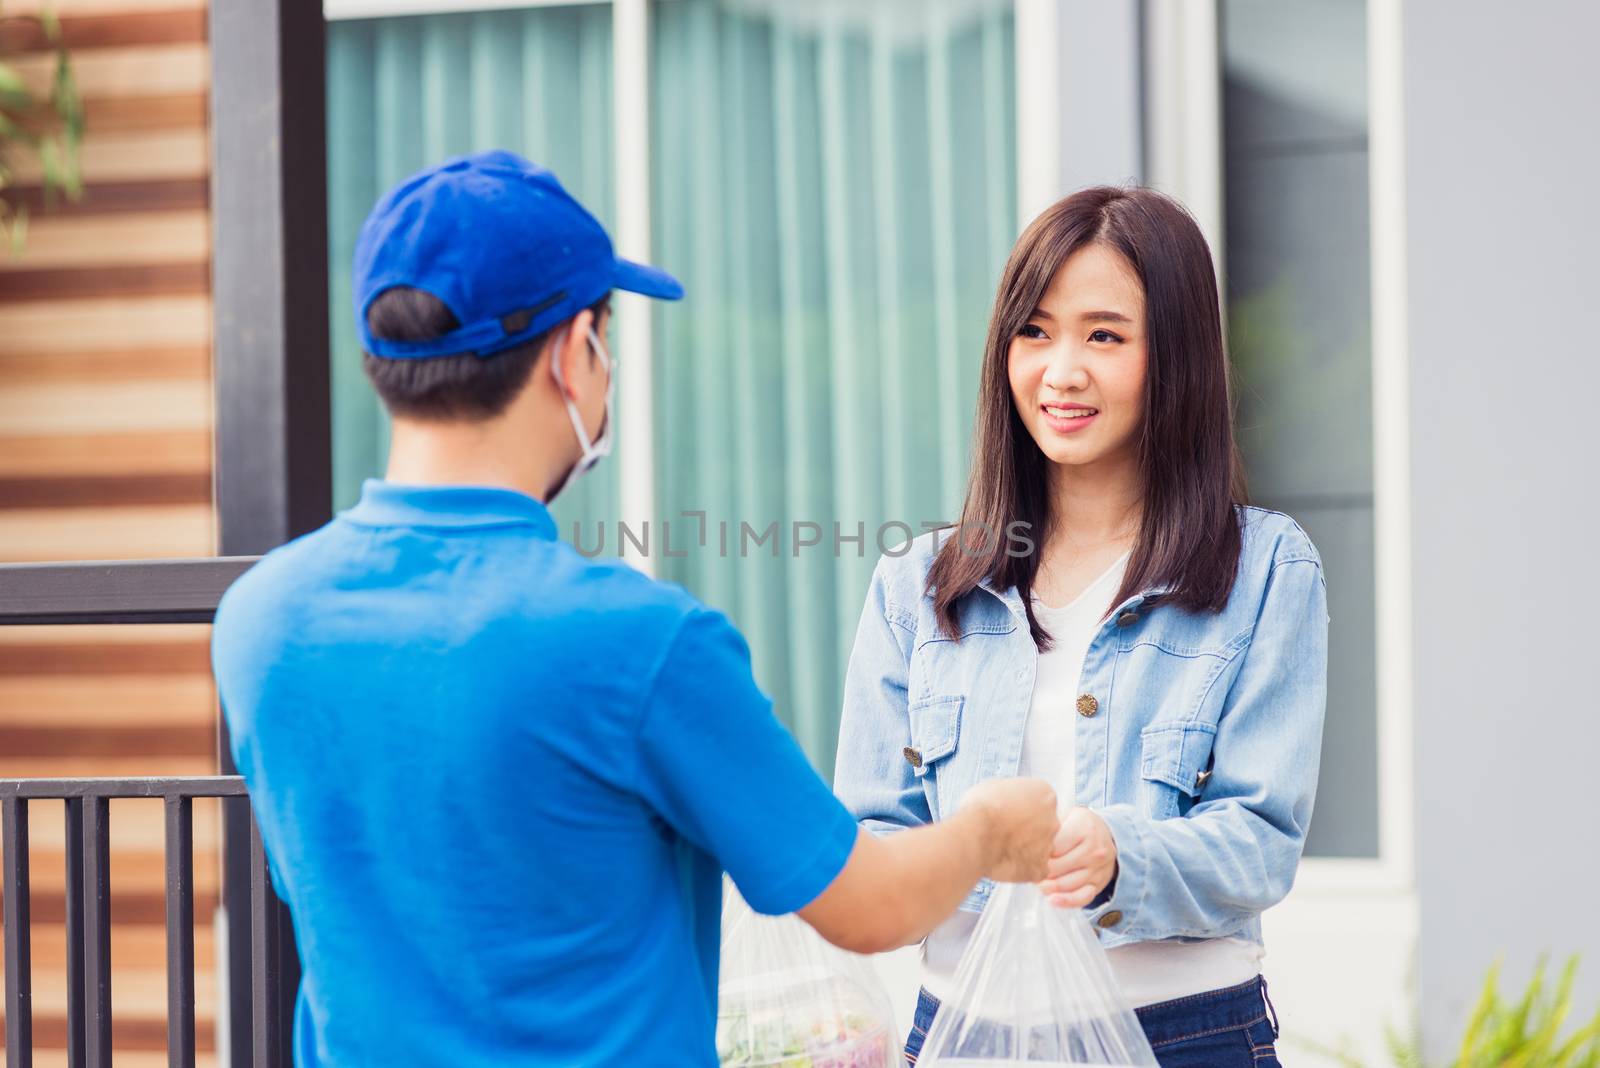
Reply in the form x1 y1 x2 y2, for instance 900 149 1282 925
1039 805 1118 908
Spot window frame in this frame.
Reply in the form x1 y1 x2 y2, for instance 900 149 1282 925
1145 0 1415 895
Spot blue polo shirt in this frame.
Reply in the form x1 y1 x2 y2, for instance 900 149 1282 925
211 481 859 1067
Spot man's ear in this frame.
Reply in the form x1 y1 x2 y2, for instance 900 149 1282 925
592 306 612 360
547 309 596 401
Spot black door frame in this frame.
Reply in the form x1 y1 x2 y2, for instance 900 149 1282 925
209 2 330 1058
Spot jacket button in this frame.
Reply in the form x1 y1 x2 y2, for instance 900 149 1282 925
1097 910 1123 929
1117 611 1139 627
1075 694 1099 717
903 746 923 769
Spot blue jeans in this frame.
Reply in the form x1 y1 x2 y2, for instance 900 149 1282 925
903 976 1281 1067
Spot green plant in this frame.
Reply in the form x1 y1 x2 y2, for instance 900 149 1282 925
1443 958 1600 1068
0 0 84 249
1309 957 1600 1067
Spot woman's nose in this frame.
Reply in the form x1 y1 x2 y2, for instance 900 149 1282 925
1041 345 1089 392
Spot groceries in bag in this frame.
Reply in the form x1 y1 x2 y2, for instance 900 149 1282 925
718 879 897 1068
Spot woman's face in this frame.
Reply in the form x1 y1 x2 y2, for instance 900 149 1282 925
1008 242 1148 471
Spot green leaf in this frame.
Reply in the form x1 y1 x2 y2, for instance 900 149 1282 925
1504 958 1547 1044
1551 1025 1598 1066
1384 1020 1425 1068
0 5 86 244
0 62 28 95
37 136 68 203
1555 1007 1600 1066
1524 959 1582 1062
1447 956 1600 1068
1457 960 1501 1064
8 204 29 253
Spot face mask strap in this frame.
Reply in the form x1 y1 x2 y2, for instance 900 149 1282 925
547 323 614 502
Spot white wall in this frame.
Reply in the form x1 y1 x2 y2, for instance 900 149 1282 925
1401 0 1600 1054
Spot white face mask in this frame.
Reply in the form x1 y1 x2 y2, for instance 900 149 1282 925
547 325 614 503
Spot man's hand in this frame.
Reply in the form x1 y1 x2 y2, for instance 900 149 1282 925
1040 806 1118 908
958 777 1060 882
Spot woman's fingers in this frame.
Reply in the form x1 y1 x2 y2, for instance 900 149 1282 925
1045 839 1097 876
1050 808 1116 867
1040 870 1095 895
1041 882 1100 909
1042 857 1115 897
1043 807 1117 904
1045 838 1113 880
1050 810 1091 855
1043 853 1083 880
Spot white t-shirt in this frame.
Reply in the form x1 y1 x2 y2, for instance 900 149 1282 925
919 552 1262 1008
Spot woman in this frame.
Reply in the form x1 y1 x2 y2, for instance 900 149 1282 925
834 187 1327 1066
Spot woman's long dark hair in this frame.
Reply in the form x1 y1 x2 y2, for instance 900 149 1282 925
928 186 1246 645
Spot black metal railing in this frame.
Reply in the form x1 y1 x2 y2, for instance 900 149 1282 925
1 776 288 1068
0 556 294 1067
0 559 257 626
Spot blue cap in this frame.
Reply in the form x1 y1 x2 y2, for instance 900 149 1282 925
353 150 683 360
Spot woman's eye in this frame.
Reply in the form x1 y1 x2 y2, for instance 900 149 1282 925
1089 329 1123 344
1018 323 1048 339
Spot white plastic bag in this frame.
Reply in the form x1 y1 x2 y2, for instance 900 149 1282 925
917 882 1159 1066
717 880 897 1068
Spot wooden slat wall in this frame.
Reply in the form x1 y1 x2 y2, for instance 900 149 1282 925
0 2 212 532
2 2 220 1063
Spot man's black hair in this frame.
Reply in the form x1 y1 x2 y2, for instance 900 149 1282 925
362 287 609 420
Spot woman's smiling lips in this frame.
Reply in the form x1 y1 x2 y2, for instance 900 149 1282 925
1041 402 1099 434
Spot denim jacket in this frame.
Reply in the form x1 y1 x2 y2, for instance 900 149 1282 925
833 506 1329 950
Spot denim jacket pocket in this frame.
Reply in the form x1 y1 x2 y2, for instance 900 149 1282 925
907 694 963 819
1138 721 1217 820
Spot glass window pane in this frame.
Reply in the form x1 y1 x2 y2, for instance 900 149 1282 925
325 5 617 536
1222 0 1378 857
652 0 1016 774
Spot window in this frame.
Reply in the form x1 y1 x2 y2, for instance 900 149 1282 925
1221 0 1378 858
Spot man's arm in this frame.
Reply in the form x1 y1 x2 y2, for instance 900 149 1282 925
799 777 1058 954
633 607 1058 946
